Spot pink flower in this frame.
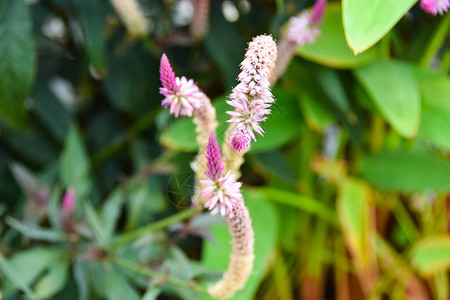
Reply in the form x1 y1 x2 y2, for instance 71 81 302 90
226 35 277 152
286 0 327 46
201 133 243 217
201 171 243 217
420 0 449 15
62 188 75 216
159 54 203 117
230 130 251 152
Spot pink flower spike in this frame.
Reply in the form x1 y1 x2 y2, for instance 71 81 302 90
62 188 75 216
159 55 203 118
286 11 321 46
226 35 277 151
201 171 243 218
420 0 449 15
205 132 224 180
160 54 176 90
311 0 327 23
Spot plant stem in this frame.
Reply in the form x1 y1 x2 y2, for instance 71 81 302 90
113 256 208 294
419 14 450 67
111 206 203 248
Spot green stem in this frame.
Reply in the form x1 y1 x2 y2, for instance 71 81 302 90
419 14 450 67
113 256 208 294
111 206 203 248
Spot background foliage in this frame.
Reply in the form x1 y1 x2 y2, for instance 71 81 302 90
0 0 449 299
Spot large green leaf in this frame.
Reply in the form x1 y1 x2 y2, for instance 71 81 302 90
415 68 450 151
354 60 420 137
359 150 450 192
343 0 417 53
161 87 301 153
201 188 278 299
60 126 91 197
0 0 35 128
0 253 35 299
2 247 64 298
411 237 450 276
34 259 69 299
298 3 380 68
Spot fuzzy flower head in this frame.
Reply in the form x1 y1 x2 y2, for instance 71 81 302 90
201 133 243 217
226 35 277 152
420 0 449 15
159 54 203 117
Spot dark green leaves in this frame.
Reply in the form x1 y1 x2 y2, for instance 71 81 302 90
0 0 35 127
74 0 106 75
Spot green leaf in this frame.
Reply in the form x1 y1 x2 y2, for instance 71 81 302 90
161 87 301 153
142 288 162 300
103 264 140 300
73 259 90 300
87 261 140 300
354 60 420 137
2 247 64 298
60 126 91 197
34 259 69 299
415 68 450 151
74 0 106 75
297 3 380 68
7 217 66 242
85 202 110 249
411 237 450 276
0 0 35 128
298 90 336 132
257 187 338 225
343 0 416 53
0 253 36 299
32 83 72 141
358 150 450 193
337 178 374 268
201 188 278 300
101 189 124 240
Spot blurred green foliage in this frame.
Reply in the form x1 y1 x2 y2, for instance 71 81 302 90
0 0 449 299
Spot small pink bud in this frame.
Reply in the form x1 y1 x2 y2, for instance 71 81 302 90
311 0 327 23
62 188 76 215
205 132 224 180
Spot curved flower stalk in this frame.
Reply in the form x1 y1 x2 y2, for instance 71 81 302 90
110 0 149 38
201 133 254 299
420 0 449 15
269 0 327 84
223 34 277 176
190 0 210 41
159 54 217 203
